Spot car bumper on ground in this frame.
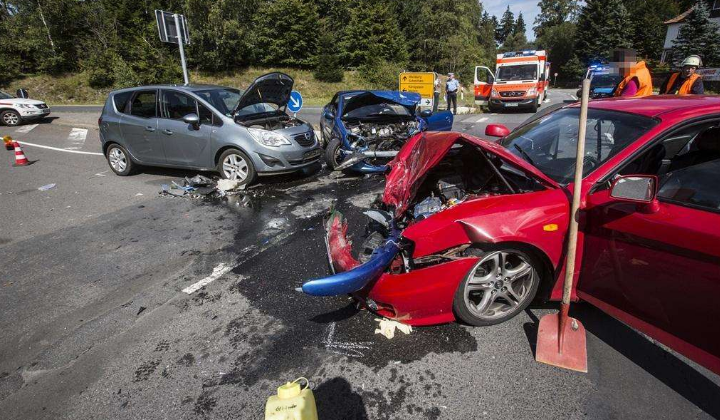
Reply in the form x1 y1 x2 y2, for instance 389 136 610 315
301 210 479 326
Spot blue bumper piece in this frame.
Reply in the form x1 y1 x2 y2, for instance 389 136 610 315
302 233 400 296
351 161 388 174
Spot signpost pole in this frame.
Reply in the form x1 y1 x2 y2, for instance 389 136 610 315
174 13 189 85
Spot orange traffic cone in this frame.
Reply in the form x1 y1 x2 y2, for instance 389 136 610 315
12 141 30 166
3 136 12 151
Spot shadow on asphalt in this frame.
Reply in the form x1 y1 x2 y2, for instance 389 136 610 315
524 303 720 418
314 377 369 420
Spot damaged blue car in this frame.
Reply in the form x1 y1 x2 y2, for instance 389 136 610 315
319 90 453 173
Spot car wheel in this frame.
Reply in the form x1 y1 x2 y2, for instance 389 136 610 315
218 148 256 185
106 144 136 176
1 110 21 126
453 247 541 326
488 103 500 113
325 138 344 170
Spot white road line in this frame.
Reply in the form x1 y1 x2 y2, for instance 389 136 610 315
67 128 88 150
15 140 103 156
182 263 234 294
15 124 38 134
475 117 488 123
570 95 578 101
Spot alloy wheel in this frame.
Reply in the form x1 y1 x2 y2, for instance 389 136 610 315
109 147 127 172
463 251 536 320
2 112 19 126
222 153 249 181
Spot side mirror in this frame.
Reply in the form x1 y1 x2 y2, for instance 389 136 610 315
323 109 335 119
183 113 200 128
419 109 433 118
485 124 510 138
610 175 657 203
16 89 28 99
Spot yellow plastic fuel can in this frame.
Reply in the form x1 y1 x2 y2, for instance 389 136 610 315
264 377 318 420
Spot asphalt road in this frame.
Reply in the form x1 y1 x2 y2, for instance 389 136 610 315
1 89 719 420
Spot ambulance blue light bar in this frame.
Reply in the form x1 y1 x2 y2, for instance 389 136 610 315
502 50 538 58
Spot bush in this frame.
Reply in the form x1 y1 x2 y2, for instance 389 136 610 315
314 33 344 83
359 58 404 89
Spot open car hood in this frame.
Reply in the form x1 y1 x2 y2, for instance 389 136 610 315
342 91 421 117
233 72 294 114
383 132 561 216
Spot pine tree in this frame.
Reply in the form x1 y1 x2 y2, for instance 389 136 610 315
672 0 720 66
342 0 408 68
498 6 516 43
492 15 502 44
575 0 632 64
253 0 320 68
624 0 680 61
514 12 527 37
534 0 579 38
314 28 344 83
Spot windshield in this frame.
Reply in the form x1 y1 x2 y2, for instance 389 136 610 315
343 103 412 120
497 64 537 81
194 88 241 116
500 108 658 184
592 75 622 88
0 91 13 100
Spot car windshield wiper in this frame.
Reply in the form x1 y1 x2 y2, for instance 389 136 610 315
513 144 536 167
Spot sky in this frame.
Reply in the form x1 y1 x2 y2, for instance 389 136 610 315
483 0 540 41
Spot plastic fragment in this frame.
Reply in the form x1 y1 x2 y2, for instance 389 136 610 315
374 318 412 339
38 183 56 191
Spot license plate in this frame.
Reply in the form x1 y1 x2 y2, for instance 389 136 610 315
304 149 321 159
42 109 51 113
505 103 519 107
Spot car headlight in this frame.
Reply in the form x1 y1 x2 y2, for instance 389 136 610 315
527 88 537 96
17 104 32 109
247 128 291 147
491 89 499 97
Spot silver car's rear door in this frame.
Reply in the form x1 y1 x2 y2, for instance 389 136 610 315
119 89 165 164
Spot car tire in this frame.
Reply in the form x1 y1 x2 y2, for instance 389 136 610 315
325 137 344 170
453 247 541 326
1 110 21 126
488 103 500 113
217 148 256 185
530 97 539 113
106 143 136 176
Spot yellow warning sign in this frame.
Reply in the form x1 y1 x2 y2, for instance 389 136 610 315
399 72 435 103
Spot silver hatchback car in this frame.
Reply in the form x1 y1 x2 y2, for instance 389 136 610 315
98 72 321 185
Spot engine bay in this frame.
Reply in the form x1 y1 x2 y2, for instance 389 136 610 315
345 120 419 151
407 143 544 221
237 112 305 131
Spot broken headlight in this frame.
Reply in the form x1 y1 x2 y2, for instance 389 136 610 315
248 128 291 147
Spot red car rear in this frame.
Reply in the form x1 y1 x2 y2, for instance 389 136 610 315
302 95 720 375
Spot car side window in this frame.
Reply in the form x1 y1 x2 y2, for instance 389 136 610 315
130 91 157 118
113 91 133 114
198 103 215 126
658 159 720 211
161 91 198 120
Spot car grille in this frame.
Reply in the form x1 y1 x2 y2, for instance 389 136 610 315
293 132 316 147
499 91 525 98
34 103 49 109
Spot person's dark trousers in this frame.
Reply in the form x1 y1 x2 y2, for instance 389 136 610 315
447 92 457 114
433 92 439 112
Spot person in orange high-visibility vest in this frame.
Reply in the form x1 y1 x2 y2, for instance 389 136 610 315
660 55 704 95
614 61 654 97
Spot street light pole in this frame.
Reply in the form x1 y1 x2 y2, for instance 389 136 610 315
174 13 189 85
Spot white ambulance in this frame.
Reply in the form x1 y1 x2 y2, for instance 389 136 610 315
474 50 551 113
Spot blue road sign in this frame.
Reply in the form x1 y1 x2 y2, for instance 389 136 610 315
288 91 303 113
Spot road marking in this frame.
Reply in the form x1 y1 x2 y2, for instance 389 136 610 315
66 128 88 150
323 322 373 358
15 124 38 134
570 95 578 101
15 141 103 156
95 170 109 176
475 117 488 123
182 263 234 294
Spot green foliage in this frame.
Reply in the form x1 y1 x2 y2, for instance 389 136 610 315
561 55 586 82
536 22 577 81
253 0 319 68
314 30 344 83
514 12 527 36
575 0 632 64
498 6 516 44
672 0 720 66
533 0 580 38
500 33 532 53
342 0 408 67
358 56 404 89
625 0 680 60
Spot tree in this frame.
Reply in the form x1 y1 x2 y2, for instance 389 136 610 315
314 29 344 82
672 0 720 66
534 0 579 38
498 6 516 43
342 0 407 67
514 12 526 36
500 32 532 53
624 0 680 61
575 0 632 64
253 0 319 68
536 21 577 82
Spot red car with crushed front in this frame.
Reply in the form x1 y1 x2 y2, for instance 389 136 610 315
302 95 720 376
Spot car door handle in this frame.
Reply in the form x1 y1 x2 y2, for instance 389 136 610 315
162 129 173 135
145 126 156 132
